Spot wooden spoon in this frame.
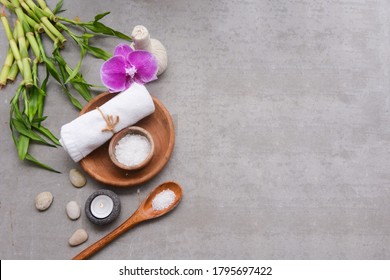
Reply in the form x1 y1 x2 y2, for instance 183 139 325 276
72 181 183 260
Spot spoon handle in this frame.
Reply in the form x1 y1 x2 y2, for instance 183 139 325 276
72 212 144 260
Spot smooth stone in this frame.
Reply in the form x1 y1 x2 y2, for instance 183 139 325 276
69 229 88 247
69 169 86 188
66 201 81 220
35 192 53 211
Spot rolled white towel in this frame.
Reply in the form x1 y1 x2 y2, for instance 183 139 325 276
60 83 155 162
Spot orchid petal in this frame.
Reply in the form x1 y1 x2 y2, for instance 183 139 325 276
100 56 127 92
113 44 133 58
127 50 158 84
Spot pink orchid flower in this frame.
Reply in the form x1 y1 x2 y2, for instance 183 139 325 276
100 44 158 93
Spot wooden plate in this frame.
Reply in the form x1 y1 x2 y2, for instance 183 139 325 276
79 92 175 187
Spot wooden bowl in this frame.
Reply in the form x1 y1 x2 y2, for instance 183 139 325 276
108 126 155 171
79 92 175 187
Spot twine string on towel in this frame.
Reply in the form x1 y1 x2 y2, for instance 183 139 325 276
96 107 120 132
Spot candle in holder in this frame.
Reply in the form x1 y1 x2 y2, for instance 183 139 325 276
91 195 113 219
85 190 121 225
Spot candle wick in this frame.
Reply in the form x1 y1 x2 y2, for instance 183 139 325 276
100 203 104 208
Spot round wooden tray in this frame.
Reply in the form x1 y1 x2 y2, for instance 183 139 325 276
79 92 175 187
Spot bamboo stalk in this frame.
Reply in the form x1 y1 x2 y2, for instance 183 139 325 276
41 16 65 43
7 20 20 82
15 20 33 87
25 0 56 22
19 0 40 22
23 0 65 44
7 62 18 82
26 31 41 63
19 0 60 45
36 0 57 22
40 21 60 44
10 0 31 32
1 14 24 72
1 0 13 9
6 27 28 83
25 14 44 33
0 47 13 88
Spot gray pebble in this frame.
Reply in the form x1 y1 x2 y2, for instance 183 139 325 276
69 169 86 188
66 201 81 220
35 192 53 211
69 229 88 246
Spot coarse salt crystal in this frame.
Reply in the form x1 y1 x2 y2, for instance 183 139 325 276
115 134 151 167
152 189 176 211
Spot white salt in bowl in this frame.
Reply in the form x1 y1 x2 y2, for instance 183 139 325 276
109 126 155 171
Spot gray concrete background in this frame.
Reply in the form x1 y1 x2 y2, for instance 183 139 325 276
1 0 390 259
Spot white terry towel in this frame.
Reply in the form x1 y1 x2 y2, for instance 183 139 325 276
60 83 155 162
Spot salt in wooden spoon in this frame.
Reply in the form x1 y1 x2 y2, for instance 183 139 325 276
72 181 183 260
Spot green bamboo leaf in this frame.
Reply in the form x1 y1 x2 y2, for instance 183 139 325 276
11 118 37 141
43 57 61 83
22 90 30 121
52 0 64 14
66 92 83 109
37 69 49 118
28 87 40 122
52 52 83 109
81 33 95 40
25 153 61 173
83 43 112 60
94 12 110 22
11 118 56 147
32 116 47 124
71 75 94 86
10 85 23 106
11 102 24 123
61 86 83 110
65 48 86 84
89 22 131 41
41 69 49 91
32 123 61 146
71 79 92 101
11 94 32 130
17 135 30 160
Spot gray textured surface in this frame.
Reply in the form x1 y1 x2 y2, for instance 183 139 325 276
1 0 390 259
